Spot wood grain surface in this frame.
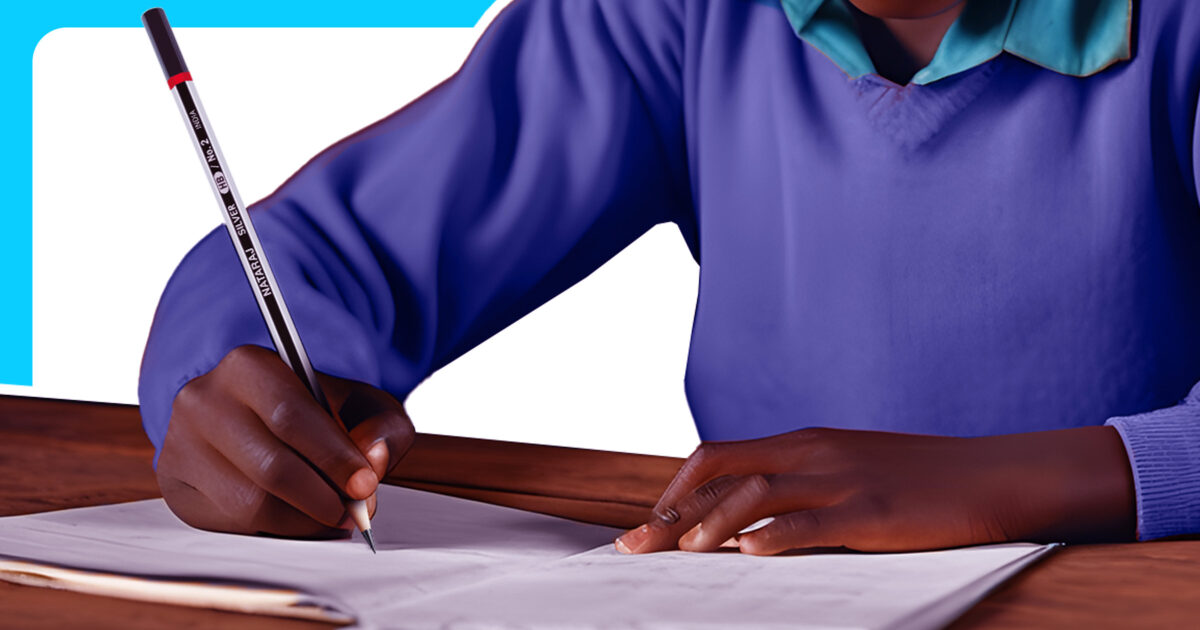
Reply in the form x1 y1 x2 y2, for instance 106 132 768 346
0 395 1197 628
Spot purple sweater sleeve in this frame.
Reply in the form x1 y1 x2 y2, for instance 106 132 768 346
1104 97 1200 541
138 0 689 463
1106 383 1200 540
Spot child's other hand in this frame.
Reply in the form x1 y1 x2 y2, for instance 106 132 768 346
155 345 415 537
616 426 1135 555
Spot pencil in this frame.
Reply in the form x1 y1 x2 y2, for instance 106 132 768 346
141 7 376 553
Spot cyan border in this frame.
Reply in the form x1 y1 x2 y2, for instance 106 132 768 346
1 1 495 386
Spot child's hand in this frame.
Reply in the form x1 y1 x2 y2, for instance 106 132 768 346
616 426 1135 555
155 345 415 537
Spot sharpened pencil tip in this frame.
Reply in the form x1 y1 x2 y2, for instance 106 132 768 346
363 528 377 554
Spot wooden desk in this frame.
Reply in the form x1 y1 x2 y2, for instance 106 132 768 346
1 395 1197 628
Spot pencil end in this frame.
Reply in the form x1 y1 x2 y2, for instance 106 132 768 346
362 529 377 554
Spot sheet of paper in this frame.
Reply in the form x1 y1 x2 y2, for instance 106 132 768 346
0 485 1056 629
0 485 618 622
385 541 1057 629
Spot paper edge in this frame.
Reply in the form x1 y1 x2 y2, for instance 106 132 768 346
883 542 1064 630
0 559 355 625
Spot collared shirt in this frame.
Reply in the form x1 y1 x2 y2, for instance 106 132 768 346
779 0 1132 84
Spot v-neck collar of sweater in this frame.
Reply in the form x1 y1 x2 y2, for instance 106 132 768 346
778 0 1132 85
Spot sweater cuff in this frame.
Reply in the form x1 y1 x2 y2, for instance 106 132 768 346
1105 388 1200 540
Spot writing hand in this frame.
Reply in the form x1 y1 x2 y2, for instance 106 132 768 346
156 345 415 537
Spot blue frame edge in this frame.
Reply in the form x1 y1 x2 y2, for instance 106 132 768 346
0 0 495 386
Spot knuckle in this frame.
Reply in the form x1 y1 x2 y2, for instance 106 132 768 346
237 485 272 523
694 475 732 503
795 427 831 443
795 427 842 460
692 442 718 462
744 474 771 497
217 347 247 376
171 377 211 418
687 443 724 475
267 399 301 438
693 484 720 504
255 450 290 490
223 345 263 370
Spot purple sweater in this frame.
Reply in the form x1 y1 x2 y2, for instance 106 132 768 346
139 0 1200 541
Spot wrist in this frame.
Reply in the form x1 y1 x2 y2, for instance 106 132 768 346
987 426 1135 543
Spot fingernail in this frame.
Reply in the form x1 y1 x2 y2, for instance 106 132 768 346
348 467 378 498
616 524 652 554
678 523 702 548
654 506 680 525
719 537 739 549
737 516 775 535
367 440 388 469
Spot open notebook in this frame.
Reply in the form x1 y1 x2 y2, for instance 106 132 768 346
0 485 1057 629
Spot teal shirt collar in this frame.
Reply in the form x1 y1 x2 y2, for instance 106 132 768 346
778 0 1132 85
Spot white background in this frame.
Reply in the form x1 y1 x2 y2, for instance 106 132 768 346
7 3 702 457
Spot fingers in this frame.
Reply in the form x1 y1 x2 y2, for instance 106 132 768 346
616 475 741 553
677 475 773 552
737 506 852 556
676 474 841 552
338 383 415 481
159 428 344 538
352 423 394 483
651 444 745 523
193 399 348 528
220 346 378 500
652 432 821 523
